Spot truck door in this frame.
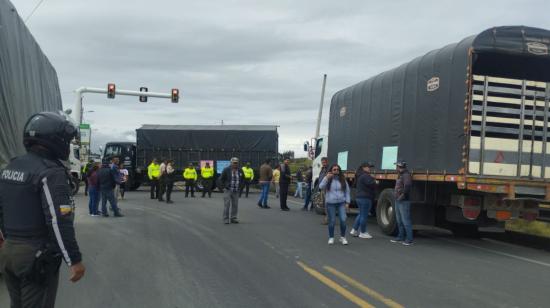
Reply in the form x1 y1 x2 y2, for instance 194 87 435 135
470 75 550 178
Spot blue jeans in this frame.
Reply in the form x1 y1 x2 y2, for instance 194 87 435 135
101 189 120 215
352 198 372 233
88 186 100 215
303 184 312 209
326 202 347 238
294 182 303 198
395 200 413 242
258 182 270 207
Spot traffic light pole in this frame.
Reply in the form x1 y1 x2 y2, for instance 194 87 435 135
73 87 175 125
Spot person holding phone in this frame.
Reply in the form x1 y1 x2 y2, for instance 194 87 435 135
319 164 351 245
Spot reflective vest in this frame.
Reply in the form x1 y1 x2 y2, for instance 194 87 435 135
242 167 254 180
148 163 161 180
183 168 198 181
201 167 214 179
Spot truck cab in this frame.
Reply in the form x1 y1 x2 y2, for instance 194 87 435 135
103 142 140 190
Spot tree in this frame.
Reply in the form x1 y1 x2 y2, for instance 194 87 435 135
281 150 295 159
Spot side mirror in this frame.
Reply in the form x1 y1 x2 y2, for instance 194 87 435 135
303 141 309 152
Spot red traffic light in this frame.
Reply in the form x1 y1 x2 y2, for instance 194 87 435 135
171 88 179 103
107 83 116 99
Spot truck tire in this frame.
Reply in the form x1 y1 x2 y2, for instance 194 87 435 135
70 176 80 196
450 223 480 238
312 191 325 215
376 188 397 235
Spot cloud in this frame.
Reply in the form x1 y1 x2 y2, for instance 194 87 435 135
11 0 550 156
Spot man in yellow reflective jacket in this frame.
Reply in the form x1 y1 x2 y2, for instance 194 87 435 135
200 162 214 198
183 163 198 197
147 158 161 199
240 162 254 198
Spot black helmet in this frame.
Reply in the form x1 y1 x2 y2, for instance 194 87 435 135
23 112 78 160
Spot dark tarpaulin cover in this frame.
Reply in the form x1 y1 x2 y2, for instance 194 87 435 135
328 26 550 173
0 0 63 167
136 125 278 169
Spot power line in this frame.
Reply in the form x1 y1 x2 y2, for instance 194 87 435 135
24 0 46 23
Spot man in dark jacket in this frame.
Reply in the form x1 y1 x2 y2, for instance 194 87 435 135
97 157 123 217
279 158 292 211
220 157 244 224
302 166 313 211
391 160 413 245
257 159 273 208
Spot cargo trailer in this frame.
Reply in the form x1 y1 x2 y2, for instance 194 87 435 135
103 125 279 190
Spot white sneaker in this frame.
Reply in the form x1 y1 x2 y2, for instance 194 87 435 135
349 229 358 237
339 237 348 245
328 238 335 245
359 232 373 239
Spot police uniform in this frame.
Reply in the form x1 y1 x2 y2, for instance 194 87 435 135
0 112 83 308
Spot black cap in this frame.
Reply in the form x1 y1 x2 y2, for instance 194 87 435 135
395 160 407 168
360 161 375 168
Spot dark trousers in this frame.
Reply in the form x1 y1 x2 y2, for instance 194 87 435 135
185 180 195 197
239 179 252 198
202 178 213 197
83 176 89 196
0 240 61 308
158 176 166 201
166 179 174 202
279 182 290 209
119 182 126 199
101 189 120 215
150 178 159 199
88 186 100 215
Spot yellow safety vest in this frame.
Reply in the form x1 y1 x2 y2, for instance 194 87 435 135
201 167 214 179
242 167 254 180
148 163 160 180
183 168 198 181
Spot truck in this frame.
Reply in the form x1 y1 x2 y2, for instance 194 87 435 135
103 125 279 190
309 25 550 237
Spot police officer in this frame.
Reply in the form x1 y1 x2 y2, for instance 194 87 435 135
240 162 254 198
0 112 86 308
183 163 198 198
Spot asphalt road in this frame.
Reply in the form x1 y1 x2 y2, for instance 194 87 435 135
1 189 550 308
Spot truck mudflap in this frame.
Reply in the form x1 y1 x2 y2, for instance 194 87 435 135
486 197 543 221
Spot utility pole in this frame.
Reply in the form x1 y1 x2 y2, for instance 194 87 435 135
314 74 327 139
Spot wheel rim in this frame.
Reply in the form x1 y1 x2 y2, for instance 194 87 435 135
380 200 393 226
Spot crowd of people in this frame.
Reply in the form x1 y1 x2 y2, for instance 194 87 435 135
82 157 126 217
84 154 414 246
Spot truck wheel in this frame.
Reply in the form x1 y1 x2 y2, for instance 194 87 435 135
376 188 397 235
450 223 480 238
312 191 325 215
70 176 80 196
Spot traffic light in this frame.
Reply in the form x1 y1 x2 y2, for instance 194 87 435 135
107 83 116 99
139 87 148 102
171 88 179 103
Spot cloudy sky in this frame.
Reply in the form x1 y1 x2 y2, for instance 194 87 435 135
10 0 550 156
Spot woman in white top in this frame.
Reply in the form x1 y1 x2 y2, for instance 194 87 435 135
119 163 129 200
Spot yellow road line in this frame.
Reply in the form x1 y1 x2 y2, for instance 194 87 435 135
296 261 374 308
324 266 404 308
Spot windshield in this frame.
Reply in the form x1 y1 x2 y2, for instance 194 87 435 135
104 145 122 157
314 138 324 158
